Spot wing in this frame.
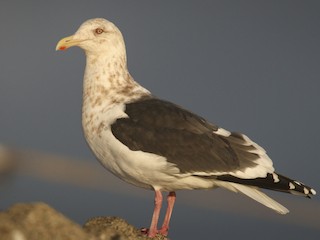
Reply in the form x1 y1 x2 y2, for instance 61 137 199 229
111 97 273 178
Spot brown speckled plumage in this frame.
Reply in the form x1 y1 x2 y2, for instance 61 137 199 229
56 18 316 238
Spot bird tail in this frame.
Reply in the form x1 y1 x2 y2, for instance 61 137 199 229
216 172 316 198
216 181 289 214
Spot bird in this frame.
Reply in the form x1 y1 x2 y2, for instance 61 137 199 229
56 18 316 238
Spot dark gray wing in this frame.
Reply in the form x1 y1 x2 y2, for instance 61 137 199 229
111 97 259 174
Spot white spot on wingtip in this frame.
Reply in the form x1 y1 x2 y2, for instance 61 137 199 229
294 181 302 186
215 128 231 137
303 187 309 195
272 173 280 183
310 189 316 195
289 182 295 189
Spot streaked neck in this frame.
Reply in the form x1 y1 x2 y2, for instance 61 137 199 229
82 52 150 111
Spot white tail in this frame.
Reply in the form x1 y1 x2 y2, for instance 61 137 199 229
216 181 289 214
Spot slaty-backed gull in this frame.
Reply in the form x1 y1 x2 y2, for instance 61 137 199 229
56 18 316 238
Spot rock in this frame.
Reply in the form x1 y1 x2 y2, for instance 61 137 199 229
0 202 91 240
84 216 149 240
0 202 167 240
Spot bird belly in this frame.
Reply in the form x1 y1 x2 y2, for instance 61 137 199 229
84 125 180 190
85 127 219 191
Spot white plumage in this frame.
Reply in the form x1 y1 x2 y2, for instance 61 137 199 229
56 18 316 238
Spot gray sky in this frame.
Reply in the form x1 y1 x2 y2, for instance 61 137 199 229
0 1 319 239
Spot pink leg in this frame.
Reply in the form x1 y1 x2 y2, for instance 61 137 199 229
159 191 176 236
148 190 163 238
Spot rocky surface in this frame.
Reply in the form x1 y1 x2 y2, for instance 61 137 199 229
0 202 166 240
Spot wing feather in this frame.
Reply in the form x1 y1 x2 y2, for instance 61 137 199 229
111 98 272 177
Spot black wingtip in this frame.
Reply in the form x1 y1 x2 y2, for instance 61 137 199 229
216 172 316 197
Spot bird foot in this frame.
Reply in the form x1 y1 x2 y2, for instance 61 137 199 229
158 226 169 236
140 227 168 238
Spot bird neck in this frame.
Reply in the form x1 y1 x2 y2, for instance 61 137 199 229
82 52 150 111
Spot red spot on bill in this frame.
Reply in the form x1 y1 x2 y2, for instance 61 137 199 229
59 46 67 50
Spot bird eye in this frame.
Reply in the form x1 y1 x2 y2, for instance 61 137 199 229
95 28 104 34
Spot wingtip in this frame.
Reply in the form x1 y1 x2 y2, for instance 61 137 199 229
311 188 316 195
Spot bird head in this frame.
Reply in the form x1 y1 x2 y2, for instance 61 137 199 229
56 18 126 56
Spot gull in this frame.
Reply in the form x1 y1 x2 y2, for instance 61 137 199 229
56 18 316 238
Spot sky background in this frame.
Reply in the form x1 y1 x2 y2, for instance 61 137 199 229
0 1 319 239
